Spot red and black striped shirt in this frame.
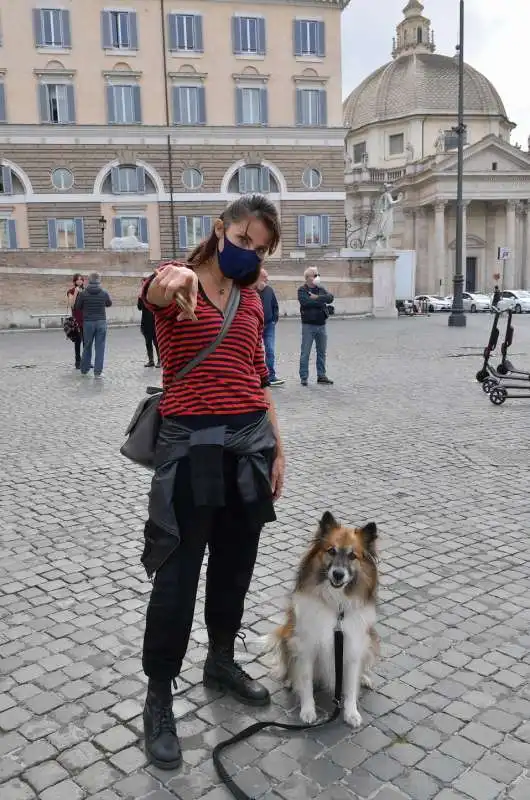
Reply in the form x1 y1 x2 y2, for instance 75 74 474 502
142 267 270 417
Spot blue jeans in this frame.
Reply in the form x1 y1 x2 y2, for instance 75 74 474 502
263 322 277 382
300 323 327 381
81 320 107 375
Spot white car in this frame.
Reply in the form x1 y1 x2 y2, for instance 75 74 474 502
445 293 491 312
496 290 530 313
414 295 452 312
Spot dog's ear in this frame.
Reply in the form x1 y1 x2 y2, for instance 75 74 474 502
360 522 377 554
318 511 339 539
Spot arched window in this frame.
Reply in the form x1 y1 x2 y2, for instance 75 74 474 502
102 164 156 194
0 165 25 195
228 164 279 194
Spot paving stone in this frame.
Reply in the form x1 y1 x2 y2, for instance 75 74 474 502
23 760 69 792
418 751 465 782
0 779 36 800
475 751 523 783
509 777 530 800
454 770 504 800
113 771 162 798
58 741 103 772
94 725 137 753
18 741 57 768
76 762 123 794
40 779 85 800
395 768 440 800
109 746 147 774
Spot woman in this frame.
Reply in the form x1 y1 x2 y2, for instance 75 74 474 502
139 194 285 770
137 287 160 367
66 273 84 368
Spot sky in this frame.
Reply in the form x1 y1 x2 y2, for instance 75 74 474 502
341 0 530 146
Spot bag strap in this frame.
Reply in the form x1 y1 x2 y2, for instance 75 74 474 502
166 284 241 389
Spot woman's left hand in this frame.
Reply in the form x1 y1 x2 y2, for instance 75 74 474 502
271 453 285 501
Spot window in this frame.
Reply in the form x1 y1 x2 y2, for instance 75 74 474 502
33 8 71 48
232 16 266 55
110 165 146 194
0 219 17 249
168 13 203 52
178 215 212 249
101 10 138 50
297 215 330 247
444 128 467 151
389 133 404 155
353 141 367 164
235 87 268 125
51 167 74 191
47 218 84 250
38 83 75 123
295 88 326 126
0 165 13 194
302 167 322 189
173 85 206 125
106 84 142 123
417 27 423 44
293 20 325 57
0 84 6 123
228 165 278 194
113 216 148 242
181 168 203 190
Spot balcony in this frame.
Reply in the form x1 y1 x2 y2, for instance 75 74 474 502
345 165 407 187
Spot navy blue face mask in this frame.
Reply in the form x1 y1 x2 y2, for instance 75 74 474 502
217 235 261 280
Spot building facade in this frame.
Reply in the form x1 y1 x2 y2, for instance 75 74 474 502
343 0 530 296
0 0 348 266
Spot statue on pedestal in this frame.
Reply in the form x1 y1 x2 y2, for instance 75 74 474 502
371 184 403 251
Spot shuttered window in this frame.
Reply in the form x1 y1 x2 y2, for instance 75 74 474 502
297 215 330 247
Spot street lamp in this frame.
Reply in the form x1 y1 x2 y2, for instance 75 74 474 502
448 0 466 327
99 216 106 249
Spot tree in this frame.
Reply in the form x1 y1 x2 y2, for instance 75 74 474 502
345 199 378 249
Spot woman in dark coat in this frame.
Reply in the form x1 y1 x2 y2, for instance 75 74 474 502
138 290 160 367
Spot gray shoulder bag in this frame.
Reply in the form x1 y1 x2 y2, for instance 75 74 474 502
120 285 241 469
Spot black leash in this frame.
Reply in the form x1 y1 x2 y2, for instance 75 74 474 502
212 624 344 800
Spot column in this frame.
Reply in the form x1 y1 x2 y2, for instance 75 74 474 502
524 203 530 289
434 200 446 294
485 202 497 291
461 201 468 291
505 199 517 287
402 207 415 251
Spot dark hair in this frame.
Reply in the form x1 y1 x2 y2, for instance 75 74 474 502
187 194 281 287
72 273 83 284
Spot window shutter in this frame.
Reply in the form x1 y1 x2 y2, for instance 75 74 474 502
193 15 203 52
257 17 266 55
7 219 17 250
2 166 12 194
259 88 268 125
47 219 58 249
316 21 325 57
172 86 182 124
168 14 178 50
38 84 49 123
138 217 148 243
133 85 142 122
33 9 43 46
318 89 327 126
101 10 113 48
321 215 330 246
178 216 188 249
197 86 206 125
74 218 85 249
238 167 247 194
202 216 212 237
61 10 72 47
232 16 242 54
235 87 243 125
293 20 302 56
66 85 76 123
259 166 270 193
129 12 138 49
297 216 306 247
0 84 6 123
136 166 146 193
110 166 120 193
106 85 116 123
112 217 121 238
295 88 304 125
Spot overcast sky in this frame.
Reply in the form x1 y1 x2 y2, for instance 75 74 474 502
341 0 530 146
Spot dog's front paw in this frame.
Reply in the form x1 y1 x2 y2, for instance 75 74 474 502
300 704 318 724
361 673 373 690
344 706 363 728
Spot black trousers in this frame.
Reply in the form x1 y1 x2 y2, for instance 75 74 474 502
143 329 159 363
142 454 263 680
73 328 83 364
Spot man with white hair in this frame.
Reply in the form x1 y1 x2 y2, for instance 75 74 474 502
297 267 334 386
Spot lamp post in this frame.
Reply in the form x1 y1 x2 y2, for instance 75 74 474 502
448 0 466 327
98 216 106 249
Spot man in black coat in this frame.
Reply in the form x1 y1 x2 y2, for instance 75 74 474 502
138 282 160 367
298 267 334 386
257 268 284 386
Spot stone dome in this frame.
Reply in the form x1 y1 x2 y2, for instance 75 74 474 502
343 52 508 131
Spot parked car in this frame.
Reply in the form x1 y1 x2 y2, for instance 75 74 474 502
495 290 530 313
414 295 452 313
445 293 491 312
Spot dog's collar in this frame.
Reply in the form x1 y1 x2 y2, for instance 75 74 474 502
335 608 345 630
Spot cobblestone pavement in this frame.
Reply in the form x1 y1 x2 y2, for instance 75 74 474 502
1 313 529 800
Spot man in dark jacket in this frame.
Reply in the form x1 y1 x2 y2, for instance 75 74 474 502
257 268 284 386
298 266 334 386
75 272 112 377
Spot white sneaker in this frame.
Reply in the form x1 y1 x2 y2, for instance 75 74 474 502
94 373 104 379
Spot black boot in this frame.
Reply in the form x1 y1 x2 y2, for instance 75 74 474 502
143 678 182 770
203 634 270 707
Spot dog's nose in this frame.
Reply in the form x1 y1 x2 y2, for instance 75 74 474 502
332 568 346 583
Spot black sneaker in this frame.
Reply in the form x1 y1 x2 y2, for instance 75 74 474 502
143 682 182 770
317 377 334 385
144 361 155 368
301 380 308 387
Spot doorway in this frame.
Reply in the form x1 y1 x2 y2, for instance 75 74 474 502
466 257 477 292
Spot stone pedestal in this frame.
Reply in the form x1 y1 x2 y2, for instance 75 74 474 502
371 250 398 318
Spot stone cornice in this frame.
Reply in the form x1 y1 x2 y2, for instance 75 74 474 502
168 71 208 83
213 0 349 7
232 71 270 84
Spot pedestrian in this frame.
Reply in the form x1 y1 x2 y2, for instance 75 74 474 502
139 194 284 771
298 266 334 386
66 273 84 369
74 272 112 378
138 284 160 368
492 284 502 311
256 267 284 386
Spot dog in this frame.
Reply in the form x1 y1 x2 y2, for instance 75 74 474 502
271 511 379 728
